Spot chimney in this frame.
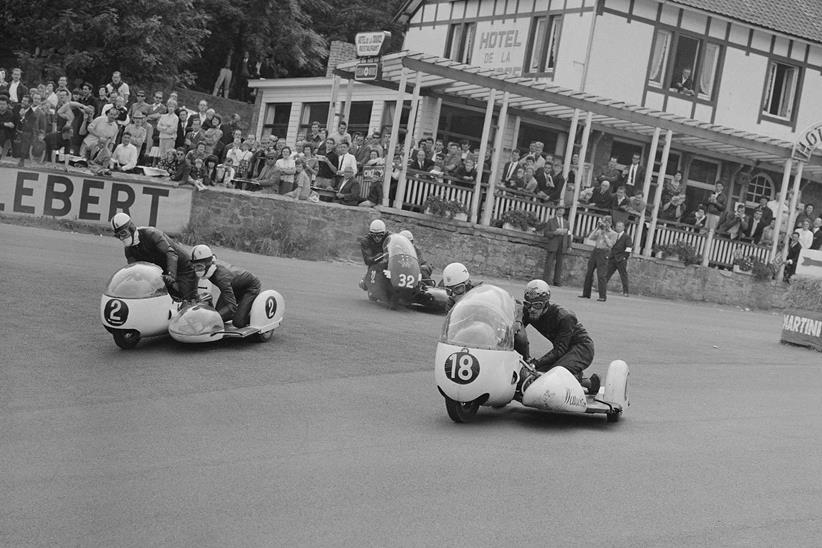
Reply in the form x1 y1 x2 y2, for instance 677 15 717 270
326 40 358 77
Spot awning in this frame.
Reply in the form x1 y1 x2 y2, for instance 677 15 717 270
336 51 822 179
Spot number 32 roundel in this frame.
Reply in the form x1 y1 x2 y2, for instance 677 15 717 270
444 350 480 384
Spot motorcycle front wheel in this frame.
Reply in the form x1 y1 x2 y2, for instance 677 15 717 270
445 396 480 423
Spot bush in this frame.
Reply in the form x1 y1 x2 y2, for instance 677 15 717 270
499 209 540 231
654 240 701 265
422 195 448 217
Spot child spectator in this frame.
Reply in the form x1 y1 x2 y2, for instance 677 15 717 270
216 157 236 187
201 155 220 186
109 132 139 173
285 157 312 200
185 157 207 191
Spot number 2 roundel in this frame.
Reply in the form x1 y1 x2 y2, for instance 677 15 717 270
264 296 277 319
104 299 129 326
444 350 480 385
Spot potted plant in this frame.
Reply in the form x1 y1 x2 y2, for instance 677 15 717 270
653 241 701 265
446 199 469 221
499 209 539 232
732 250 754 275
422 195 448 217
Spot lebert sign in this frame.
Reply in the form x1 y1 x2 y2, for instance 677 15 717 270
0 167 192 232
355 31 390 58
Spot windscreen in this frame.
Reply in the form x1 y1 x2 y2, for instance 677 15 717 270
440 284 516 350
104 262 167 299
385 233 418 260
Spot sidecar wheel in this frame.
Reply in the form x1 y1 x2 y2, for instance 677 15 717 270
256 329 274 343
445 397 479 423
113 330 140 350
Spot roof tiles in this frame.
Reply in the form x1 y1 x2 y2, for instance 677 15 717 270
670 0 822 44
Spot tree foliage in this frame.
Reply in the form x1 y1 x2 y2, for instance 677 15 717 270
1 0 209 87
0 0 406 88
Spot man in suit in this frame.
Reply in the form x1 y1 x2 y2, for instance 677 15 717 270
335 166 361 206
621 153 644 196
671 67 694 95
7 68 28 106
744 209 766 244
753 196 774 227
590 180 614 211
717 202 748 240
409 148 434 172
501 149 521 184
542 205 572 286
611 185 631 225
604 221 631 297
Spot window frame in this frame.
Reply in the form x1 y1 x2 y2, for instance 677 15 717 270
523 14 563 77
297 102 329 142
646 28 724 104
760 59 803 125
261 102 292 140
444 22 477 64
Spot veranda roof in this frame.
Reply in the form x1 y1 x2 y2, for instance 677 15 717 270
335 51 822 179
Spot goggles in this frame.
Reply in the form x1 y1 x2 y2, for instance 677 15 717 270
114 227 131 240
524 299 549 313
192 262 210 274
446 282 468 297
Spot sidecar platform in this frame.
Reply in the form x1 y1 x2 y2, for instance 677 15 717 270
214 325 261 338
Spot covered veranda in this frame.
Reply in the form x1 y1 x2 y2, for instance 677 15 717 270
334 51 822 268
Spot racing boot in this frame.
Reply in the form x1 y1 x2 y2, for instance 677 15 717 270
514 364 536 402
580 374 601 395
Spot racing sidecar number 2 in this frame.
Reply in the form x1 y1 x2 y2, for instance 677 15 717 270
104 298 129 326
444 350 480 384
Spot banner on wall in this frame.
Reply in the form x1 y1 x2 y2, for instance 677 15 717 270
795 249 822 280
0 167 192 232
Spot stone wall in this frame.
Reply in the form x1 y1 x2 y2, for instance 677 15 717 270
187 188 790 309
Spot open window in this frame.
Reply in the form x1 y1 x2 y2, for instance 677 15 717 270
524 15 562 75
444 23 477 64
762 61 801 122
648 29 722 101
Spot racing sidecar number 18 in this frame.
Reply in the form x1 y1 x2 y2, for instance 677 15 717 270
444 350 480 384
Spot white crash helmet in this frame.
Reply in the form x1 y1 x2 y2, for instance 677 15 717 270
191 244 217 278
442 262 471 299
524 279 552 317
399 230 414 242
110 212 138 247
369 219 386 234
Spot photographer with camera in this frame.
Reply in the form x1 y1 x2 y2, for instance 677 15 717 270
579 215 618 302
717 202 749 240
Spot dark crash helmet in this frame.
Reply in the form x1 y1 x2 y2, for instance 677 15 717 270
523 279 552 318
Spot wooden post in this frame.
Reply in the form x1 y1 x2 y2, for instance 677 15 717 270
481 91 509 226
643 129 673 257
568 111 593 233
471 89 496 224
770 158 794 261
343 78 354 125
381 68 407 207
326 74 340 132
393 71 422 210
780 161 805 267
560 108 580 200
633 127 661 253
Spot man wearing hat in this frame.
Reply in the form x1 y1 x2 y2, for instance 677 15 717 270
543 205 572 285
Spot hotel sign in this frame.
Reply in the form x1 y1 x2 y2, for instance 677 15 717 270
792 122 822 162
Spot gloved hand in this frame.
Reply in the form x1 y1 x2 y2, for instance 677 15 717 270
162 274 176 287
383 269 391 279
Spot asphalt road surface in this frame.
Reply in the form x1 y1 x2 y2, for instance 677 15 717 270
2 223 821 547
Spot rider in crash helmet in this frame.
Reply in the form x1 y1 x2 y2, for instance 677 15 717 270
110 212 197 300
399 229 433 282
358 219 390 290
190 244 262 328
442 262 479 307
514 279 600 395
